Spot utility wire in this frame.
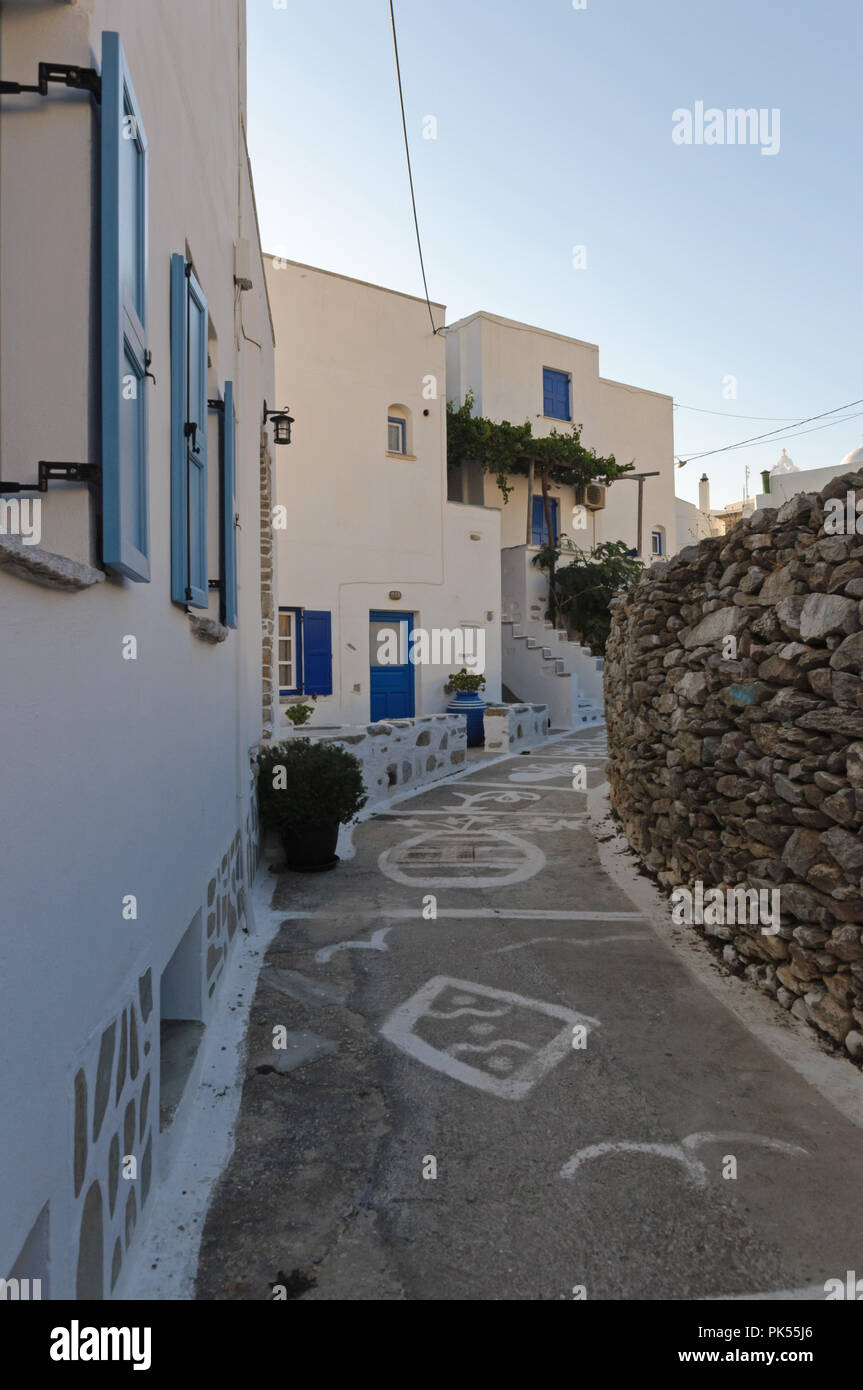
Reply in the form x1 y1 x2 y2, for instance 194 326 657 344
389 0 439 335
674 404 799 421
676 397 863 464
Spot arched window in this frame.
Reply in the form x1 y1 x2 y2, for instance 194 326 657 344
387 404 412 456
650 525 666 557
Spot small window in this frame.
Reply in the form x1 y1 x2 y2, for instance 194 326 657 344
651 528 665 556
278 607 302 695
543 368 571 421
388 416 407 454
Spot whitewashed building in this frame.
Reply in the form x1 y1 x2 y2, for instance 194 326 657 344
265 259 502 735
445 311 678 721
0 0 275 1299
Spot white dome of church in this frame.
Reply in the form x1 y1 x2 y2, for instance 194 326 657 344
839 444 863 469
771 447 799 475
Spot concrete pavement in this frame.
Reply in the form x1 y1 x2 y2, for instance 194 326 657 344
195 728 863 1300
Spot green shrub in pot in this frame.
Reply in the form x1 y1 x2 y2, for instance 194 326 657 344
256 738 367 870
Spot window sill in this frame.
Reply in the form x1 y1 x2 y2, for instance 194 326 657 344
385 451 417 461
189 614 230 644
541 414 572 424
0 535 105 592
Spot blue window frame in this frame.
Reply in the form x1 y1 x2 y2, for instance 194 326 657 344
651 529 664 556
531 495 560 545
543 367 571 421
387 416 407 454
278 607 303 695
170 254 209 609
100 31 150 580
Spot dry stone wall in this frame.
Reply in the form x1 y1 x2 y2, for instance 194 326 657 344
605 471 863 1061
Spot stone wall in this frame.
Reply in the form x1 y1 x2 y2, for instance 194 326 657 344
605 470 863 1061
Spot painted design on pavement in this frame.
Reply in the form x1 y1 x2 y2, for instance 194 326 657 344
381 976 599 1099
560 1131 809 1188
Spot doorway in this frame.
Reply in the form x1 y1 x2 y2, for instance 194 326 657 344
369 610 415 720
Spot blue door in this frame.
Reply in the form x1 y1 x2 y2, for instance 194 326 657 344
531 495 560 545
369 610 415 719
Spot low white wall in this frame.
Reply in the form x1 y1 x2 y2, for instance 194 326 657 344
483 703 550 753
272 713 468 806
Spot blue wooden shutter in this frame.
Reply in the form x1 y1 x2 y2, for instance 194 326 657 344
302 611 332 695
101 32 150 580
543 368 570 421
222 381 238 628
170 254 208 608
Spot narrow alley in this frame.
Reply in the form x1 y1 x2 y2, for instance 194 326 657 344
195 730 863 1301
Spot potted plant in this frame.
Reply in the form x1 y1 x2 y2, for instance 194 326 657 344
282 699 315 733
256 738 367 871
444 668 487 748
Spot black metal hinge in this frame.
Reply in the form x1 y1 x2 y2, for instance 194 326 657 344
1 62 101 103
0 461 101 495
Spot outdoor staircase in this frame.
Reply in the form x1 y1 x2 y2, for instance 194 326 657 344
501 616 604 729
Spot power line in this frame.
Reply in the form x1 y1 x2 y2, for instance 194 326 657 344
675 397 863 464
674 404 798 421
389 0 439 336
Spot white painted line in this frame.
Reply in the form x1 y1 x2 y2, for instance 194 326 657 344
492 934 648 953
380 907 646 921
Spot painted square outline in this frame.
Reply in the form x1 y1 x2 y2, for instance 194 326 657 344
380 975 599 1100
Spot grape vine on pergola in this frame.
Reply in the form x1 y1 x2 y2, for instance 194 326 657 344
445 390 632 548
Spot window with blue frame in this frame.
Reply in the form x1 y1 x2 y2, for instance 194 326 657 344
387 416 407 454
531 495 560 545
279 609 333 696
543 368 571 421
278 608 302 694
651 528 665 556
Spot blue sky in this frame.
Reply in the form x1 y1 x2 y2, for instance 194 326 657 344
247 0 862 509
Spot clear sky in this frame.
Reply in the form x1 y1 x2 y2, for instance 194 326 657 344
246 0 862 510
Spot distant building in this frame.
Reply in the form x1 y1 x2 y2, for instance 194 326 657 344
755 445 863 510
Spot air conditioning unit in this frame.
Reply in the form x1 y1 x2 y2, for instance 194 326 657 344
575 482 607 511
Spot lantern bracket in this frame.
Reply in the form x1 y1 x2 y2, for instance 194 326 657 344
0 461 102 495
0 62 101 102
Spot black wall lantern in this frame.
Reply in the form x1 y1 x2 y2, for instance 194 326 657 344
264 401 294 446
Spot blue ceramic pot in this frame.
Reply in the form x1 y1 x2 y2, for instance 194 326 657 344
447 690 487 748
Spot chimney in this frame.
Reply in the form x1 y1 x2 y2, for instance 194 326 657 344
698 473 710 513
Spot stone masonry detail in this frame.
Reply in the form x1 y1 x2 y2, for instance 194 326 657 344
605 470 863 1061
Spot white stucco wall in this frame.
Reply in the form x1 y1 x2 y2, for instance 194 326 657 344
265 260 502 728
676 495 715 550
755 463 860 510
0 0 274 1299
445 312 677 561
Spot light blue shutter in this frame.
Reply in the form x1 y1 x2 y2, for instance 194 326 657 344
223 381 238 628
302 612 333 695
101 32 150 580
170 255 208 608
